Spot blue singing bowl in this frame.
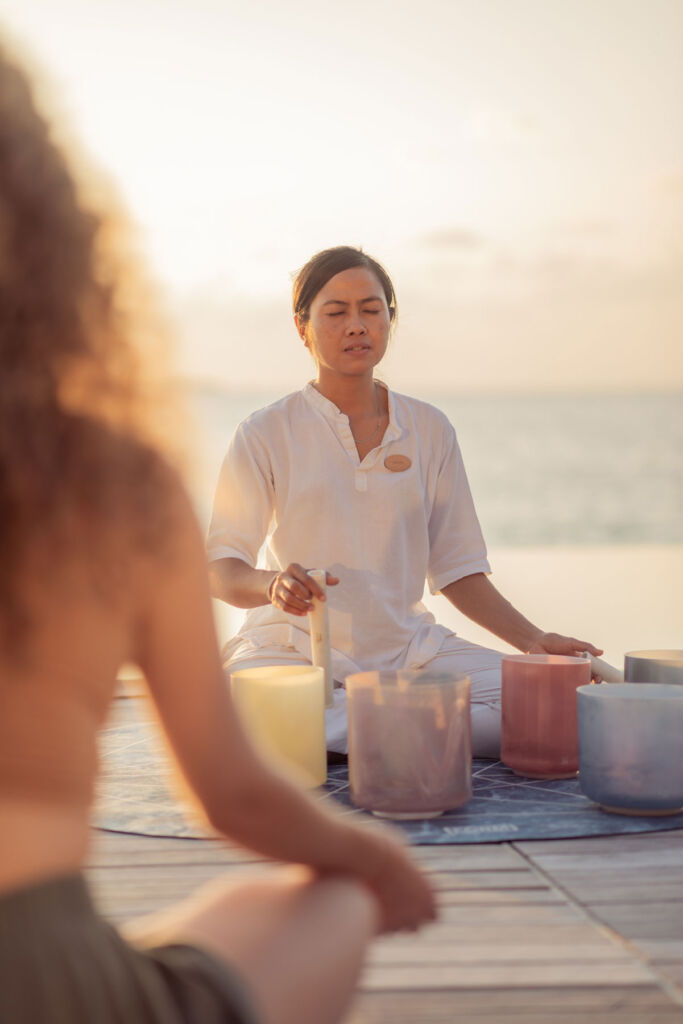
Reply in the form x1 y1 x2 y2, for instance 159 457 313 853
624 650 683 686
578 683 683 816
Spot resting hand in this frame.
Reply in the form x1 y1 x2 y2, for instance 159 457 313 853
354 829 438 935
528 632 605 681
268 562 339 616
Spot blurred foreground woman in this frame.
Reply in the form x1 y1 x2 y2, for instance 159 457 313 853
0 43 435 1024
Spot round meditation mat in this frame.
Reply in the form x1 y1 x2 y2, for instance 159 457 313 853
94 701 683 844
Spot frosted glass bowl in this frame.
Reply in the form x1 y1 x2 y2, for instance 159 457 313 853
501 655 591 779
578 683 683 815
230 665 326 787
624 650 683 685
346 670 471 818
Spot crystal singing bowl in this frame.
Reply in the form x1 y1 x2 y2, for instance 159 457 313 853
624 650 683 686
230 665 327 788
346 670 472 819
578 683 683 816
501 655 592 779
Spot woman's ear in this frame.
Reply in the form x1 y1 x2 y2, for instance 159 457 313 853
294 315 308 345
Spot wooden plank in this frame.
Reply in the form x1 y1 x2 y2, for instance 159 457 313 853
356 978 675 1003
522 866 683 905
653 963 683 988
638 943 683 961
545 884 683 906
429 873 548 893
518 851 683 871
88 865 279 922
374 924 631 947
436 889 562 906
348 986 682 1016
348 999 683 1024
435 905 581 926
359 961 657 989
517 834 683 857
420 869 547 890
584 904 683 942
88 830 267 866
367 942 634 965
87 861 267 903
405 904 585 925
410 846 529 870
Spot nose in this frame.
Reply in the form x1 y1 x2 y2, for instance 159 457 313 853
345 312 367 336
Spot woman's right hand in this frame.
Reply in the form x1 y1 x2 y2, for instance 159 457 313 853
268 563 339 616
347 828 438 935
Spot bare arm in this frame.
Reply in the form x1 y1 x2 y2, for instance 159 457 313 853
209 556 275 608
135 483 431 932
441 572 603 657
209 556 338 615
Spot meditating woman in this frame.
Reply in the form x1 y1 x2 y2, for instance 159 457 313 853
208 246 603 756
0 45 435 1024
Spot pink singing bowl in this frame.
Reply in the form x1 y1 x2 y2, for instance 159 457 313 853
501 655 592 779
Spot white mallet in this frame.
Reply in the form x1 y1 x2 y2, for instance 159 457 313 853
580 652 624 683
308 569 334 708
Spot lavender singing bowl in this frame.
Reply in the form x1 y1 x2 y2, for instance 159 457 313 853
578 683 683 815
624 650 683 686
346 670 472 819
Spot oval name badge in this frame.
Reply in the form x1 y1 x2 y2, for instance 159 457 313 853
384 454 412 473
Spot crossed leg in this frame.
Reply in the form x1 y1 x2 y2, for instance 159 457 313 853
223 636 503 758
123 866 379 1024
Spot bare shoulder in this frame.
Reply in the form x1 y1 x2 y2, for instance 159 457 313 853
72 424 208 608
133 457 205 572
79 422 200 558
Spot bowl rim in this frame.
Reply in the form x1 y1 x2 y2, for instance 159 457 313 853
345 670 471 689
625 649 683 663
577 682 683 700
230 665 325 683
502 654 590 666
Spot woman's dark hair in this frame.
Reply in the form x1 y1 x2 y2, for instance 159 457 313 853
0 43 182 651
292 246 397 327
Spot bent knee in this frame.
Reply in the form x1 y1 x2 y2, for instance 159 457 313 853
311 876 380 938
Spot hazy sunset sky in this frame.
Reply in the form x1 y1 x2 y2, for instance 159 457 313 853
3 0 682 392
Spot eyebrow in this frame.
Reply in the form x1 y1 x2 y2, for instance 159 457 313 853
322 296 384 306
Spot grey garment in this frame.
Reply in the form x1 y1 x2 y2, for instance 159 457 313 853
0 873 260 1024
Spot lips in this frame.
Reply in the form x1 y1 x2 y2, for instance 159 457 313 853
344 344 370 352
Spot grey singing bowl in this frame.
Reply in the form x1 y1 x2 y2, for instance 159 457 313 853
624 650 683 685
578 683 683 815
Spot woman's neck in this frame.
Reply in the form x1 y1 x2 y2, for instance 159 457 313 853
313 373 379 418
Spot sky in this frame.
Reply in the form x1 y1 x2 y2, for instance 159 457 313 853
2 0 682 392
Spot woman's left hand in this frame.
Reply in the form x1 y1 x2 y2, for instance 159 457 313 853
528 633 602 658
528 633 604 680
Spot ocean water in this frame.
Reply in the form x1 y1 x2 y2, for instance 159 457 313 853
188 386 683 547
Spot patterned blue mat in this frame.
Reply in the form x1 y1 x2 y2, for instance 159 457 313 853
94 702 683 844
324 762 683 844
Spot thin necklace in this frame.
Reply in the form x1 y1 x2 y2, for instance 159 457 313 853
351 383 384 443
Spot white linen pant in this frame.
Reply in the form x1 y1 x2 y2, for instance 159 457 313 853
224 634 503 759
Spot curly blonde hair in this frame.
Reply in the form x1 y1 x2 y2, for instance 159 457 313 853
0 42 185 648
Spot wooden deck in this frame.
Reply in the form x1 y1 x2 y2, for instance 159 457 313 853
86 814 683 1022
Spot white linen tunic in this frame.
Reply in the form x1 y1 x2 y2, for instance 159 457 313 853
207 382 491 681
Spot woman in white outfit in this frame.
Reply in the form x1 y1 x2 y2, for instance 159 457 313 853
208 247 602 757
